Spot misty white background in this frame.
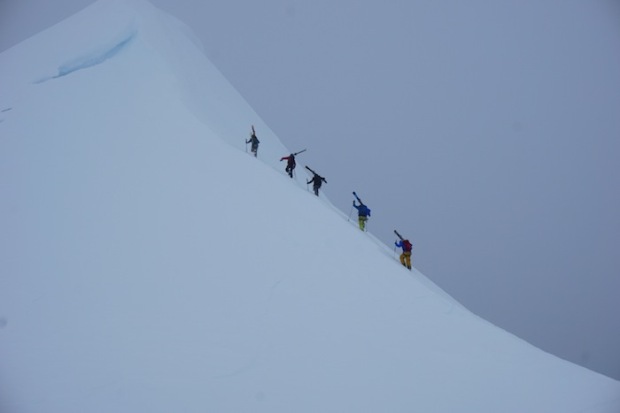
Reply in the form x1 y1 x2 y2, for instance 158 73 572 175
1 0 619 380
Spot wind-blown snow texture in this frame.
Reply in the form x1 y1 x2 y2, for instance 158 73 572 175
1 1 618 412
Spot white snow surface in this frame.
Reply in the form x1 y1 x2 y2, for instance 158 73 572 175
1 1 619 412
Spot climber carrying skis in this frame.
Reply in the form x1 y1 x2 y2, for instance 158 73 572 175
352 191 371 231
246 125 260 157
394 230 413 270
305 166 327 196
280 149 306 178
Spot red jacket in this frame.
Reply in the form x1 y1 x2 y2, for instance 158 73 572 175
280 154 296 168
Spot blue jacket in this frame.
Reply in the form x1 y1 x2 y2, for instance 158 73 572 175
353 202 371 217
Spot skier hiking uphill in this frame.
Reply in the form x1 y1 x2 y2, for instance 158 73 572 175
394 230 413 270
280 149 306 178
246 125 259 157
305 166 327 196
352 191 371 231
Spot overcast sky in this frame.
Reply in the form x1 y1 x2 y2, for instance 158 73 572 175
2 0 619 380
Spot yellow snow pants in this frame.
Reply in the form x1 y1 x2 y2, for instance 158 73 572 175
358 215 368 231
400 251 412 269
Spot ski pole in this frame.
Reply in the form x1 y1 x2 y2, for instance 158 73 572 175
347 203 354 222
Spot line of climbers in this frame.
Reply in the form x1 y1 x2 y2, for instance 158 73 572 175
245 125 413 270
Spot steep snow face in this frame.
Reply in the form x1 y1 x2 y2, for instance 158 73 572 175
0 1 619 413
0 0 292 172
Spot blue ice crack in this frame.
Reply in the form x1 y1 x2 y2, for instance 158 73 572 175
34 29 137 84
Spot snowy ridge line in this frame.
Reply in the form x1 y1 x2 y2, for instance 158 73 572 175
329 197 464 307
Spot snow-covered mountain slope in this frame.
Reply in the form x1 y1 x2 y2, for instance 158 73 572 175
1 1 618 412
